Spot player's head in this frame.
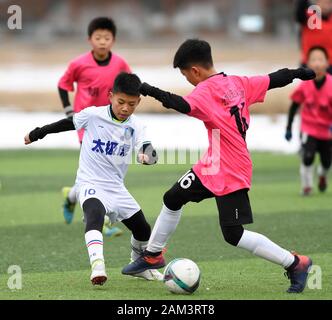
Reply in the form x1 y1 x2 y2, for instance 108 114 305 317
317 0 332 16
307 46 329 78
173 39 214 86
109 73 141 121
88 17 117 57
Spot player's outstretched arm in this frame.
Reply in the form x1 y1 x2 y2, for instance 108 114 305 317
139 83 191 114
24 118 75 145
268 67 316 90
285 102 300 141
137 143 158 165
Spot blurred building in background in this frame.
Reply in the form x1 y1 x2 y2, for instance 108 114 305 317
0 0 295 41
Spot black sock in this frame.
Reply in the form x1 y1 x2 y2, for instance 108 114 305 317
286 255 300 271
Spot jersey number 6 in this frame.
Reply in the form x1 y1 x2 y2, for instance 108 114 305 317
178 171 196 189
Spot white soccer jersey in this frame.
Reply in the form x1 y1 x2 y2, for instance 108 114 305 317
73 105 149 190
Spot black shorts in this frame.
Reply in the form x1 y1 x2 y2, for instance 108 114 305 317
301 133 332 169
168 169 253 227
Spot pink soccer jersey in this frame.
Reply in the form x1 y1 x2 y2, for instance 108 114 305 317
184 73 270 196
291 74 332 140
58 51 131 142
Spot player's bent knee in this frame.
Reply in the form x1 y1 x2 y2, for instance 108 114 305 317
221 225 244 247
303 154 315 166
83 198 105 232
122 210 151 241
163 188 185 211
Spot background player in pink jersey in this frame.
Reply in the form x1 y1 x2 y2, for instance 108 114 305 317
285 46 332 196
122 39 316 293
58 17 131 236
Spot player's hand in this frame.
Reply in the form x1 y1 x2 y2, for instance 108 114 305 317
137 153 150 164
285 129 292 141
139 83 152 96
24 133 32 145
64 105 74 118
296 68 316 81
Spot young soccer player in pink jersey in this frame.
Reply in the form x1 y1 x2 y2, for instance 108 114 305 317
58 17 130 236
286 46 332 196
122 39 316 293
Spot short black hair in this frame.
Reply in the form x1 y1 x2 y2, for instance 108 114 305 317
88 17 117 38
173 39 214 69
308 46 329 60
112 73 141 97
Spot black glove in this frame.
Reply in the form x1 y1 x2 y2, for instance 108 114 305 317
139 83 152 96
295 68 316 81
29 127 43 142
285 128 292 141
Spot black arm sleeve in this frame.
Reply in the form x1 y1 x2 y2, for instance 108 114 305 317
286 102 300 130
58 87 71 108
295 0 310 24
268 67 316 90
139 83 191 114
29 118 75 142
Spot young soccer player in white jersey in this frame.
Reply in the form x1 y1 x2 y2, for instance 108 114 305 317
24 73 162 285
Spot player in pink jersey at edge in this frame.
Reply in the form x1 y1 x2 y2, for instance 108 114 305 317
122 39 316 293
285 46 332 196
58 17 131 237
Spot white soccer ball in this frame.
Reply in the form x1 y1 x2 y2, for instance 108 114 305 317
163 258 201 295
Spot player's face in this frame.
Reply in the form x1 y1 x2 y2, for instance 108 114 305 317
317 0 332 15
110 92 141 121
308 50 329 78
180 67 201 86
89 29 115 59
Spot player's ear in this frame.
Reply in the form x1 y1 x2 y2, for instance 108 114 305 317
191 66 200 77
108 91 113 101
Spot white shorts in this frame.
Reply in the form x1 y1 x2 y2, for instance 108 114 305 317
77 183 141 224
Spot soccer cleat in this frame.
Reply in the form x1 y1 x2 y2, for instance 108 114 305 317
102 225 124 238
285 253 312 293
131 269 164 281
302 187 312 196
122 252 166 275
318 176 327 193
90 259 107 286
62 187 76 224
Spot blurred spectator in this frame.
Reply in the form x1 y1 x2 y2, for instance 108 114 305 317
296 0 332 73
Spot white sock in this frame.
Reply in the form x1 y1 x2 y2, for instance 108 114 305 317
85 230 104 265
318 165 329 178
131 236 148 261
147 204 182 253
68 184 78 203
300 164 314 189
237 230 295 268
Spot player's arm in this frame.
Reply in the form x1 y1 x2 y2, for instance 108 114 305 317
295 0 311 24
58 87 74 118
268 67 316 90
137 143 158 165
285 102 301 141
139 83 191 114
24 118 75 145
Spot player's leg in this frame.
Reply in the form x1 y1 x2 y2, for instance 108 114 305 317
217 189 312 293
122 210 162 281
78 185 108 285
317 139 332 192
62 184 78 224
122 169 214 275
300 134 317 196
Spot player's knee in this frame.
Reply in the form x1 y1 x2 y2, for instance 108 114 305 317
303 153 315 166
220 225 244 247
83 198 105 232
163 189 185 211
122 210 151 241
